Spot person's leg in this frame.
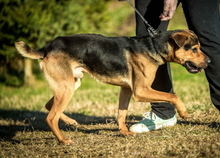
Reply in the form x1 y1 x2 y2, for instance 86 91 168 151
130 0 177 133
135 0 176 119
182 0 220 111
135 0 169 36
151 65 176 119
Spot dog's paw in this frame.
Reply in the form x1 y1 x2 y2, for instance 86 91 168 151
183 113 195 121
60 139 74 145
65 119 78 127
179 112 196 121
120 130 136 136
179 111 189 119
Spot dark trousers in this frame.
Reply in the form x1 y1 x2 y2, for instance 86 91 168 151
135 0 220 119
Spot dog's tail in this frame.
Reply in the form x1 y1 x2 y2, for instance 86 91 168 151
15 41 44 60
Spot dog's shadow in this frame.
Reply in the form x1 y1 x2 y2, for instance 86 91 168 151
0 109 219 143
177 120 220 130
0 109 142 142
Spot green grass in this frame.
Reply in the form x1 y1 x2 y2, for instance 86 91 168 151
1 4 220 157
0 63 210 114
1 63 220 158
171 63 212 113
168 4 188 30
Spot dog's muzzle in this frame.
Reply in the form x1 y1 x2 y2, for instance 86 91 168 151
184 57 211 74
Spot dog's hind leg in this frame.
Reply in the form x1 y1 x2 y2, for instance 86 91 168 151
117 87 134 136
42 56 77 144
45 77 82 127
46 89 74 144
45 97 78 127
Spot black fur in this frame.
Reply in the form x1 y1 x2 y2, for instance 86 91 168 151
37 31 177 76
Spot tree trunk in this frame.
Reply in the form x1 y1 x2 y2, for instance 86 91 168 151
24 58 35 85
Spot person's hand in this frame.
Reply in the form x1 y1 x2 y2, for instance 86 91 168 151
159 0 178 21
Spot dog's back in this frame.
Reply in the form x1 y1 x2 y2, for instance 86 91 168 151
46 34 131 77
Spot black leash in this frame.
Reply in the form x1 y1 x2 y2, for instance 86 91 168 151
118 0 158 37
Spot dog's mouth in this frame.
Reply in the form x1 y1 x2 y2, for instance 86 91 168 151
184 61 202 74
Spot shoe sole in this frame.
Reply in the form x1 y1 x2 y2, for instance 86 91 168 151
129 120 177 133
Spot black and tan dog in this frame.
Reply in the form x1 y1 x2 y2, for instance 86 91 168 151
15 30 210 144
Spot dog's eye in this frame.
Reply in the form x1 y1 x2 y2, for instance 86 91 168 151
192 48 197 53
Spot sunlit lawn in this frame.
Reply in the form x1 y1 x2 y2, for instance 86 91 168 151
1 63 220 158
1 4 220 157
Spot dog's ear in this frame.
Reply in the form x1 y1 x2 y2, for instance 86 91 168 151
171 33 188 48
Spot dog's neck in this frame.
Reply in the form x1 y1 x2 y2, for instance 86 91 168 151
136 31 176 65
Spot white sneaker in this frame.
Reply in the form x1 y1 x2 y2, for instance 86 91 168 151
129 111 177 133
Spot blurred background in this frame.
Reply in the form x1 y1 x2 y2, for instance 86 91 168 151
0 0 189 87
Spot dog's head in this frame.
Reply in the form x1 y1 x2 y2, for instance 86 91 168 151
168 30 210 73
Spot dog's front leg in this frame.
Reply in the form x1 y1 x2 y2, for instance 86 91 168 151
133 88 188 119
117 87 134 136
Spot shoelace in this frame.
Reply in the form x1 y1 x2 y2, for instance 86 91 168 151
142 111 156 121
